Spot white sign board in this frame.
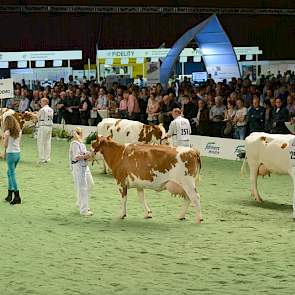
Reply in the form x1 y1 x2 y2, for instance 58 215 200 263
0 50 82 62
0 78 14 99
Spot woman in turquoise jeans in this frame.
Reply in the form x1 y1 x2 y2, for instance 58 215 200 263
3 115 22 205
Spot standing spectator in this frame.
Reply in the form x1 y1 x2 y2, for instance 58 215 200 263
96 87 108 110
50 91 60 123
264 99 273 133
79 91 92 125
247 96 265 133
182 95 197 134
18 89 30 113
119 90 128 119
223 100 236 137
270 97 290 134
146 92 160 125
37 98 54 163
209 96 226 137
30 90 41 111
127 87 140 120
57 91 70 124
195 100 210 136
107 92 119 118
68 90 80 125
232 98 247 139
286 95 295 118
2 115 22 204
138 87 148 123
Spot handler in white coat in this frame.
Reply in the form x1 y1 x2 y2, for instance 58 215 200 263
37 98 54 163
69 127 94 216
166 108 191 147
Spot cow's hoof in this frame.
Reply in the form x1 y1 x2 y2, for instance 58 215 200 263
195 219 202 224
144 215 152 219
177 216 186 221
119 214 127 219
255 198 263 203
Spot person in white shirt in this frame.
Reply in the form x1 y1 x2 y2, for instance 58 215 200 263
37 98 54 163
166 108 191 147
69 127 94 216
2 115 22 204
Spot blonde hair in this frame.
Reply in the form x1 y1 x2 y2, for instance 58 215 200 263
4 115 21 139
73 127 83 142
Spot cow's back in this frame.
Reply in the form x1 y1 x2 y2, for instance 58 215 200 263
246 132 294 174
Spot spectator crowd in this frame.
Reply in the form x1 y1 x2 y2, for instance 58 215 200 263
4 70 295 140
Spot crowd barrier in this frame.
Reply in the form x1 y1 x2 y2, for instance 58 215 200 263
53 124 245 161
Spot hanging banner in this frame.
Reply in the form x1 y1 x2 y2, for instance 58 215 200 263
0 78 14 99
146 62 160 86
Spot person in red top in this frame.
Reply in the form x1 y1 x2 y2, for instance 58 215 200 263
127 86 140 121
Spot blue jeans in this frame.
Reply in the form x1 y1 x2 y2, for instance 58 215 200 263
233 126 246 140
6 152 20 191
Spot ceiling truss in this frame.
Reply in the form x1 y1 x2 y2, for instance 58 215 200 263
0 5 294 15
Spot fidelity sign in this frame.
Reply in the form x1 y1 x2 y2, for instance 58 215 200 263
0 78 14 99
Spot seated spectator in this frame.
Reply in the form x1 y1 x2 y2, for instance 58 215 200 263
195 100 210 136
209 96 226 137
264 99 273 133
270 97 290 134
232 98 247 140
119 90 128 119
79 91 92 125
247 96 265 133
146 93 160 125
30 91 41 112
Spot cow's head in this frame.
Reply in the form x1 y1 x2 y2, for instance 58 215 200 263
91 136 112 154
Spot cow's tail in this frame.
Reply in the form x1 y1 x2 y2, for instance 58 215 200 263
195 151 202 185
240 154 248 177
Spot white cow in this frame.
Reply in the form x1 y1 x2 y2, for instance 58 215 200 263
96 118 168 172
242 132 295 218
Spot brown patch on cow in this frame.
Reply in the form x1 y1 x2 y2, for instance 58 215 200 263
138 125 162 143
115 119 122 127
180 150 200 177
116 127 121 132
281 143 288 149
260 136 266 141
109 129 113 138
92 137 178 186
126 131 130 137
106 125 111 130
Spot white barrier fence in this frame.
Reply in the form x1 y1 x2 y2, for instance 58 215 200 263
53 124 245 161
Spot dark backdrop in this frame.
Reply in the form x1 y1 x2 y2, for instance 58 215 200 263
0 10 294 66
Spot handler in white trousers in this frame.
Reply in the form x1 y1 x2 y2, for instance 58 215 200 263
69 127 94 216
37 98 54 163
166 108 191 147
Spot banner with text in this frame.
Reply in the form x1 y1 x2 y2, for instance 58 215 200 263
0 78 14 99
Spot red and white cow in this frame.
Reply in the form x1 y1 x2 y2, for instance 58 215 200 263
0 108 38 129
242 132 295 218
91 136 202 223
96 118 168 172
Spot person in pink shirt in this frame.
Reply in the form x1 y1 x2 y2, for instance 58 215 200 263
127 86 140 121
119 90 128 119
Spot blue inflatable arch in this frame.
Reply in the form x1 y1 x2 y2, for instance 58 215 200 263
160 14 240 85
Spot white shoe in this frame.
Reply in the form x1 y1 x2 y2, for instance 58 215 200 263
81 210 93 216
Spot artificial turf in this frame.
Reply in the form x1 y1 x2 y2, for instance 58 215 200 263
0 135 294 295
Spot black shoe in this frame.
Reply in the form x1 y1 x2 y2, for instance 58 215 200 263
5 190 13 202
10 191 21 205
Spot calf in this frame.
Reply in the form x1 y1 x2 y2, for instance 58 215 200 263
92 136 202 223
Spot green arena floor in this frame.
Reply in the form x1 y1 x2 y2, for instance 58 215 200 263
0 135 295 295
